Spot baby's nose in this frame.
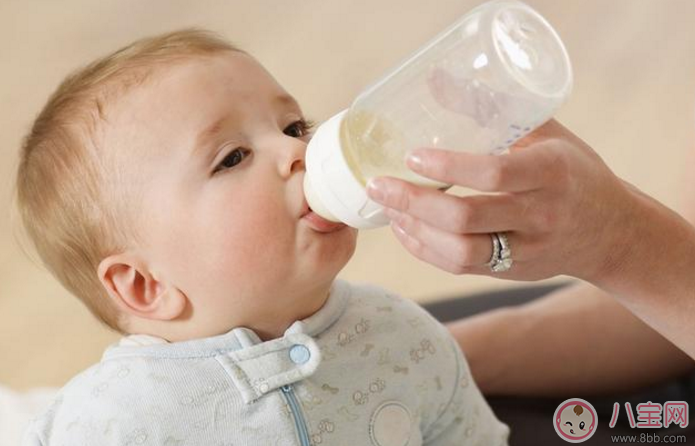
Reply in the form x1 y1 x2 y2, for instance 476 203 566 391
288 157 305 174
279 139 307 178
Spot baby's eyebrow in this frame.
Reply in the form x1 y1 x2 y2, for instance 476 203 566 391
191 94 301 160
273 93 301 110
191 115 228 160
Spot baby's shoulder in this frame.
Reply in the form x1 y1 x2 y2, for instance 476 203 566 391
30 357 148 418
26 355 200 442
331 281 464 414
338 280 452 346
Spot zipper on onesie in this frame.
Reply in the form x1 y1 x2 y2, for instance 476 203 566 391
281 384 311 446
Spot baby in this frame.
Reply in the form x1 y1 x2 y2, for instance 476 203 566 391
18 29 509 445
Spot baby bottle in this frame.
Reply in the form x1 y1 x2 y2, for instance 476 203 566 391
303 0 573 229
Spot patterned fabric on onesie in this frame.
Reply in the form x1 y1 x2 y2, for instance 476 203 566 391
23 279 510 446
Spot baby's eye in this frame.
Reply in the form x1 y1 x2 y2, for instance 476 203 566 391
213 148 251 174
564 422 572 426
284 119 315 138
579 421 585 430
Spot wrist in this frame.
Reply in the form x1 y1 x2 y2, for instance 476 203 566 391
578 178 646 287
589 181 695 298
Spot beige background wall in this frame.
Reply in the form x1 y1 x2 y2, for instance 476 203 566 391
2 0 694 390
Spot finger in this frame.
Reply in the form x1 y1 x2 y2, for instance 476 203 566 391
368 178 540 234
390 215 497 269
389 210 530 264
447 258 535 279
390 220 530 278
390 221 478 275
404 140 567 193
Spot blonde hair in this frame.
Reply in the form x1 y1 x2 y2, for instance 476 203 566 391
14 28 242 332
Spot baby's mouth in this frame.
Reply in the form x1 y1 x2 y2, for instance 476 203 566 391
301 203 347 233
570 429 575 435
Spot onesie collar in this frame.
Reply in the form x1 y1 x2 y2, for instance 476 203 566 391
101 279 351 403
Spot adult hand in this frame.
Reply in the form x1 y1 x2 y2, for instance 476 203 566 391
366 120 637 283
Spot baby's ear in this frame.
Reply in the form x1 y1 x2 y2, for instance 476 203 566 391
97 253 186 321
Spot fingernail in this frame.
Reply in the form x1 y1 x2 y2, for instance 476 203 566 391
366 178 385 203
407 151 424 172
391 221 407 237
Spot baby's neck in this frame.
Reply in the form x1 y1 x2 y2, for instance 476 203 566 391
123 282 335 343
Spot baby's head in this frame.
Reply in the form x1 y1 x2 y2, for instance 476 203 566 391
15 29 357 341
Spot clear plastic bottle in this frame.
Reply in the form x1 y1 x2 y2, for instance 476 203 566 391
304 0 573 229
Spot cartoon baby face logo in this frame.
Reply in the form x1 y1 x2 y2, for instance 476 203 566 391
553 398 598 443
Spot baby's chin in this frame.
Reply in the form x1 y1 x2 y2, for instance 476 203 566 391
305 226 357 267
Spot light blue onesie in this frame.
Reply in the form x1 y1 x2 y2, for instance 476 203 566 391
23 279 509 446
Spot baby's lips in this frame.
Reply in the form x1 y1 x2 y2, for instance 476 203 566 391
302 211 346 233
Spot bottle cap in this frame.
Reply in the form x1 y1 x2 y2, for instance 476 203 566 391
304 109 390 229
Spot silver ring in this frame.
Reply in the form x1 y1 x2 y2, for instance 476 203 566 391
487 233 501 266
487 232 513 273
